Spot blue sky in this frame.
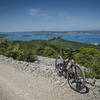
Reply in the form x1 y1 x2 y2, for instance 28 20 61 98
0 0 100 32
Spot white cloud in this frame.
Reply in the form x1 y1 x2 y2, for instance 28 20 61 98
29 8 48 16
29 8 40 16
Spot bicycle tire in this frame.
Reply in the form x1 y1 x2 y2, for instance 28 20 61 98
55 56 64 76
67 64 86 91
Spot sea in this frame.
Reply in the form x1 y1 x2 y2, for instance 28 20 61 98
0 31 100 44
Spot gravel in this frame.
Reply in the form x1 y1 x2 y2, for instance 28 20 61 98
0 55 100 100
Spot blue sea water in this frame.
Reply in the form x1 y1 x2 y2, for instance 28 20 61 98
0 32 100 44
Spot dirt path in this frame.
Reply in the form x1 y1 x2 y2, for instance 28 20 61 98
0 63 88 100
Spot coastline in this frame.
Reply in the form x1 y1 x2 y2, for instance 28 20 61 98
0 32 100 44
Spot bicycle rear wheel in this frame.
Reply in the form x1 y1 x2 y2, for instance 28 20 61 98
67 64 85 91
55 56 64 76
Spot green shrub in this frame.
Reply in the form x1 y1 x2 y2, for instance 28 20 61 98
4 44 20 59
0 39 9 48
16 50 37 62
74 47 100 78
43 46 57 57
35 46 45 56
0 39 37 62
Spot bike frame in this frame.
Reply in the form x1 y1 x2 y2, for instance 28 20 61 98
62 50 75 70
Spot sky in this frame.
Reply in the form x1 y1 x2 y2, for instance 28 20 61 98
0 0 100 32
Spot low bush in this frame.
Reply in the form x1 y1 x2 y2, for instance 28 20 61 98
74 47 100 78
43 46 58 57
0 39 37 62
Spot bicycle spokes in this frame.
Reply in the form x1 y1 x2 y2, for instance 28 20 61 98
67 65 85 91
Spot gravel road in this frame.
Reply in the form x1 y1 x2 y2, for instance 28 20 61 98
0 55 100 100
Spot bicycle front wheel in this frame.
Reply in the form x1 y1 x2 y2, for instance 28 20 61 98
55 56 64 76
67 64 85 91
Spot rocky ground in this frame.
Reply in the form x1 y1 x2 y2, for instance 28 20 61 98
0 55 100 100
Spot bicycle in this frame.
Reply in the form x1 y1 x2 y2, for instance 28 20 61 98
55 48 86 91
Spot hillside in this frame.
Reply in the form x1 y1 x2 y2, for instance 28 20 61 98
0 55 100 100
0 38 100 78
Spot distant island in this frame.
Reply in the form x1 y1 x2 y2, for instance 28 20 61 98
0 34 8 39
25 30 100 34
38 30 100 33
0 30 100 34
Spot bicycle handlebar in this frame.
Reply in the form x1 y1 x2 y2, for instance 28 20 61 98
61 48 79 53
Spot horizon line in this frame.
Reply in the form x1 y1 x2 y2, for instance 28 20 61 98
0 30 100 33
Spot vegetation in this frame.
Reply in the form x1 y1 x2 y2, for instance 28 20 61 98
74 48 100 79
0 34 8 39
0 37 100 78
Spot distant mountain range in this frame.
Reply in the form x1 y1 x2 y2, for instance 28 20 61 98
0 30 100 33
